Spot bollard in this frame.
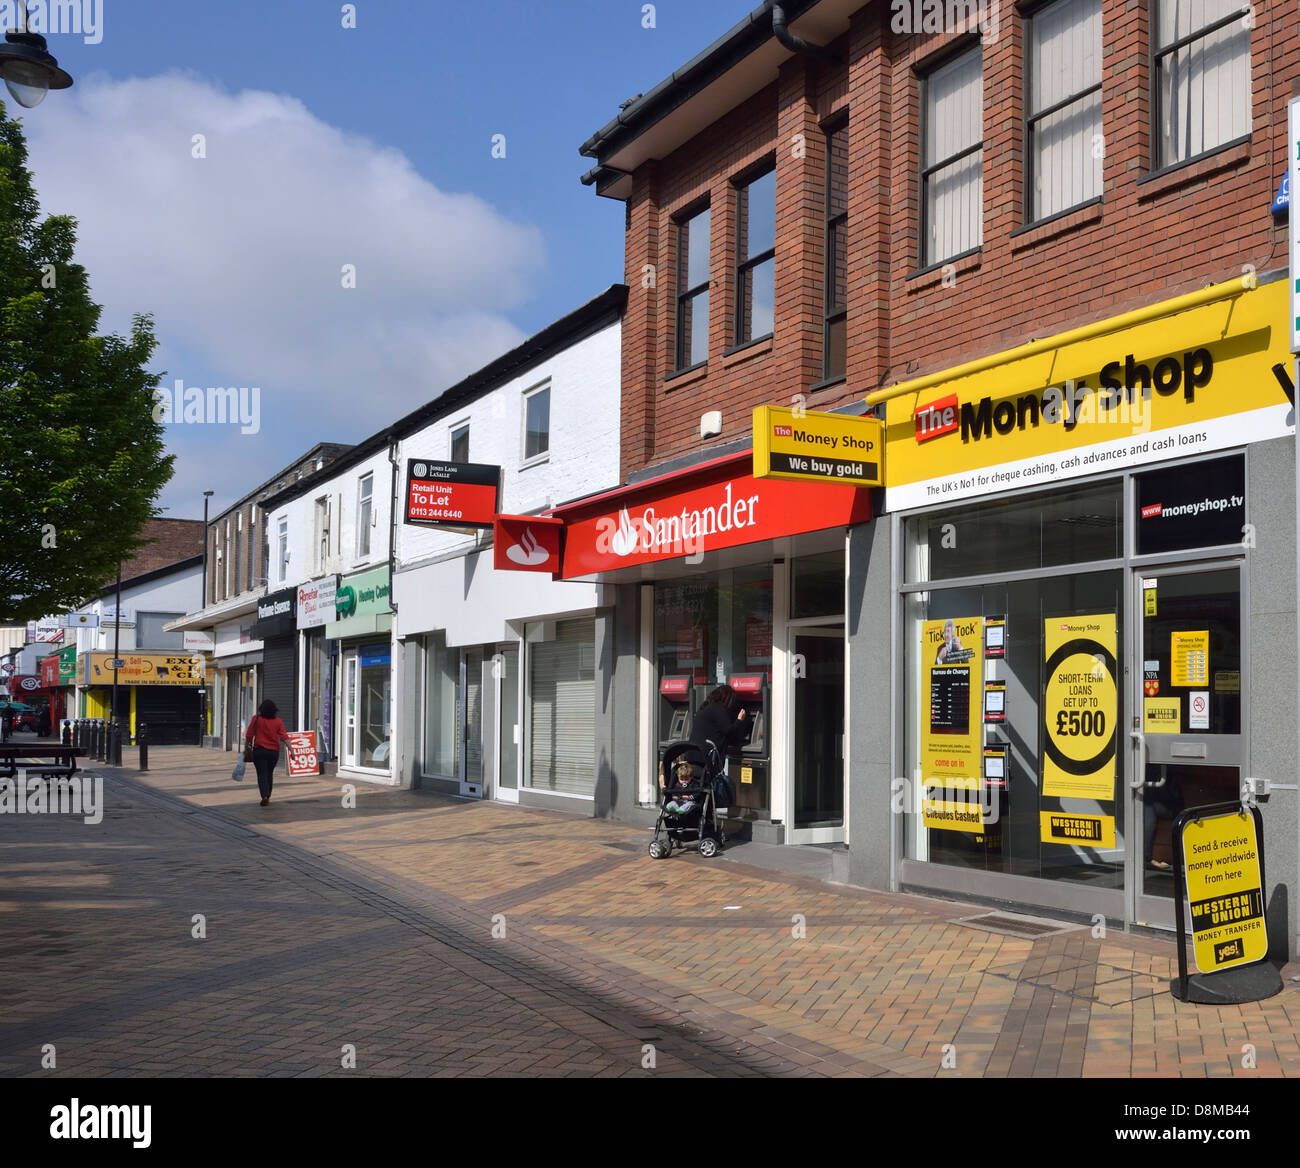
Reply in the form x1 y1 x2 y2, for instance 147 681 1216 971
88 720 97 760
61 720 71 747
108 721 121 767
138 722 148 772
94 720 103 762
72 719 81 750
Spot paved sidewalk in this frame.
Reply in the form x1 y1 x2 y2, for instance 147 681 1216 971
2 746 1297 1077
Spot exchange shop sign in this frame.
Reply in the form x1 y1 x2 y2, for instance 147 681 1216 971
752 406 883 487
1170 802 1281 1003
920 615 986 834
405 459 501 530
82 653 204 685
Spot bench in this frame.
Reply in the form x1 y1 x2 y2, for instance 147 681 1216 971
0 744 86 779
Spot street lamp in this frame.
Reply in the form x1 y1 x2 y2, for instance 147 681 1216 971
0 5 74 109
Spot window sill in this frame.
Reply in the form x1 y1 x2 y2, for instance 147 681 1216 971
1137 137 1251 201
905 246 982 291
1009 198 1103 252
664 361 709 391
808 374 847 395
722 334 773 367
520 453 550 471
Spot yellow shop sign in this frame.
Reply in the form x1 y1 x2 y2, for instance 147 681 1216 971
880 279 1293 510
753 406 883 487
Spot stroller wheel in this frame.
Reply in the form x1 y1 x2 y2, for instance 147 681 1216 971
648 838 670 860
699 837 719 858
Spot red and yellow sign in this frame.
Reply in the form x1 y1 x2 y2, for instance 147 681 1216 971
920 615 985 833
286 731 319 777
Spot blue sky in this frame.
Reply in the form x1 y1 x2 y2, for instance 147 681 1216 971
11 0 752 516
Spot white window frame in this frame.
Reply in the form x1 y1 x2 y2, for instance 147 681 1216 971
356 472 374 559
521 381 551 468
450 421 470 463
277 517 289 584
315 495 331 574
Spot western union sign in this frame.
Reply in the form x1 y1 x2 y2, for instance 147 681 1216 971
753 406 883 487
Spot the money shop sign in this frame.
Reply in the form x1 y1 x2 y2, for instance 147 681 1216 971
753 406 883 487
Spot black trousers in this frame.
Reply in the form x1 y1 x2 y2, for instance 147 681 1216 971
252 745 279 799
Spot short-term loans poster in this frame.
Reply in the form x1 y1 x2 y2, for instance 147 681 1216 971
1042 614 1118 801
922 616 984 832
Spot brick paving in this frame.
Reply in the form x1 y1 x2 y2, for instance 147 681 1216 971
1 746 1297 1078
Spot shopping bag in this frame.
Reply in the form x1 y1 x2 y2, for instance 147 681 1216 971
232 757 246 782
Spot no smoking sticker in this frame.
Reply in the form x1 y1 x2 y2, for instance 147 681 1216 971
1189 691 1209 731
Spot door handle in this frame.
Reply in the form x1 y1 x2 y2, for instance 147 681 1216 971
1128 728 1146 790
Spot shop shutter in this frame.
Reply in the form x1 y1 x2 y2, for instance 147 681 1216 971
136 687 202 746
261 636 297 728
528 617 595 796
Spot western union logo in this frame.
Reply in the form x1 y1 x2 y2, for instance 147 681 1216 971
1039 811 1115 848
1048 815 1101 841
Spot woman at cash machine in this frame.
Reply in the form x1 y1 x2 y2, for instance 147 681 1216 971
690 685 748 758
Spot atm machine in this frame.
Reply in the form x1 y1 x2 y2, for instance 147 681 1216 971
724 673 770 819
659 675 694 753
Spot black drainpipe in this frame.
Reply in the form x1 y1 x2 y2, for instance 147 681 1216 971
772 3 841 64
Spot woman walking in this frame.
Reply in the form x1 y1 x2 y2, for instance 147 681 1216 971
245 699 291 807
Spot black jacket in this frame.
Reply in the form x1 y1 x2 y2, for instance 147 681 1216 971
690 701 747 754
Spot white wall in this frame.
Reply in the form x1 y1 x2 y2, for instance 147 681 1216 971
265 448 393 591
397 318 621 567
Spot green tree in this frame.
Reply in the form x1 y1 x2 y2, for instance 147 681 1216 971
0 99 172 624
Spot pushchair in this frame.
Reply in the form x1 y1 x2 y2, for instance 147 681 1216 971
648 740 730 859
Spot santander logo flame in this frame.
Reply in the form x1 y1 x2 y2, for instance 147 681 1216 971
610 507 639 556
506 526 550 566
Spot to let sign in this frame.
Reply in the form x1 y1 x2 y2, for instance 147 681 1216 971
285 731 319 777
405 459 500 529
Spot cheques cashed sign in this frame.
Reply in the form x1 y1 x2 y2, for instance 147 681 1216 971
556 453 871 579
883 279 1294 510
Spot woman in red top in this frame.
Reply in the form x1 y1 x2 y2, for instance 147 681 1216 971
246 699 291 806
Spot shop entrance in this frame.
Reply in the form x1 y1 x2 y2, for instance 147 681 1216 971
1128 562 1243 929
788 625 846 843
341 644 391 772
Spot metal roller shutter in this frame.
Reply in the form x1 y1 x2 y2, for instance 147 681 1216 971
261 635 297 727
527 617 595 796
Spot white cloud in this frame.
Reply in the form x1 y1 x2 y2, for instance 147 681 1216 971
18 72 544 509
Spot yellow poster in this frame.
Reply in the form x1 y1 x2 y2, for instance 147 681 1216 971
1183 811 1268 973
1144 697 1181 733
82 652 204 685
921 616 984 832
1039 812 1116 849
1042 614 1117 800
1171 630 1209 687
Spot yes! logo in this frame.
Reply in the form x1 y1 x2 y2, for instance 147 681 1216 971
506 527 550 567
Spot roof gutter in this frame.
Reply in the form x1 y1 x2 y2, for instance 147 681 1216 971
772 2 839 62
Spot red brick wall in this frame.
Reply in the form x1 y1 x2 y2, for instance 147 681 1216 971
618 0 1298 480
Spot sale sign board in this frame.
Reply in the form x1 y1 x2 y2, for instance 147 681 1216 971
405 459 500 529
286 731 320 777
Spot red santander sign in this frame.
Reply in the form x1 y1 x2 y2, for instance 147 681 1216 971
555 453 871 579
493 515 563 574
405 459 501 529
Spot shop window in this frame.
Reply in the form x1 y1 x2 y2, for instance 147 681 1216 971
903 569 1125 885
734 166 775 346
791 551 845 619
314 496 331 574
907 480 1121 583
1027 0 1102 221
451 423 470 463
675 204 710 371
277 518 288 584
423 632 458 778
921 47 983 266
823 118 848 381
523 383 550 463
1153 0 1250 169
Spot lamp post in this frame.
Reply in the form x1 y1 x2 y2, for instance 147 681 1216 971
110 560 122 747
0 3 74 109
202 491 214 609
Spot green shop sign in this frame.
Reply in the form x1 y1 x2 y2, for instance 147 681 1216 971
327 565 392 639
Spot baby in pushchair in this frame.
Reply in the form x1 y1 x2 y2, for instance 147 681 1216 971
649 740 728 859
